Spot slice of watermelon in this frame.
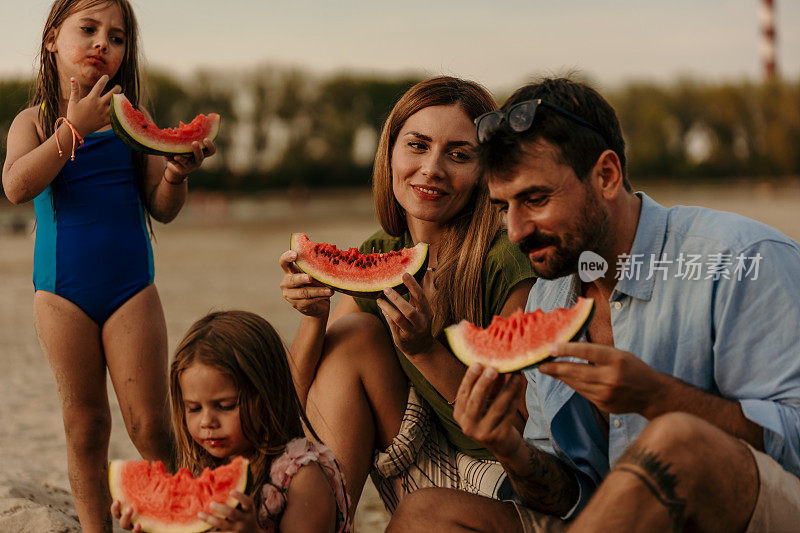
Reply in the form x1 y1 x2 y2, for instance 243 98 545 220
109 456 249 533
290 233 429 299
110 93 220 156
445 297 595 373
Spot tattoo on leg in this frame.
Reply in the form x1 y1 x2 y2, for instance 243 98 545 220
505 442 578 517
615 446 687 532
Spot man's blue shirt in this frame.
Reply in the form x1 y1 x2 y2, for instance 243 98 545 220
523 192 800 514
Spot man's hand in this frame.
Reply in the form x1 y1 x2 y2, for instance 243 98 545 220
454 363 580 515
538 342 669 418
453 364 527 462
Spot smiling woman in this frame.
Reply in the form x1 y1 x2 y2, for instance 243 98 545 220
279 76 537 520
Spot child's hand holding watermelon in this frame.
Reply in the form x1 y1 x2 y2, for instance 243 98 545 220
197 490 263 533
110 500 141 533
163 138 216 185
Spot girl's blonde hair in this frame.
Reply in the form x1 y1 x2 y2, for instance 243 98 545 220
170 311 305 507
373 76 502 334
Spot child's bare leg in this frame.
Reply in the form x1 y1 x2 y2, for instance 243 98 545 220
104 284 174 468
306 312 408 510
34 291 112 533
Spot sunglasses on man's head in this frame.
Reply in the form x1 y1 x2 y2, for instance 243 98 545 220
475 98 611 146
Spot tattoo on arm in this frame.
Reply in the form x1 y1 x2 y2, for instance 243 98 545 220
506 441 579 516
615 446 687 532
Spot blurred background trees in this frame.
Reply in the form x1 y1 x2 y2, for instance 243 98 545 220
2 68 798 192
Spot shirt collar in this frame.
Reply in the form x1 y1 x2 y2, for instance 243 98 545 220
612 192 668 302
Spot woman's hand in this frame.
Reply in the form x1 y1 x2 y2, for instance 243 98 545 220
110 500 142 533
197 491 266 533
279 250 334 318
164 138 216 183
66 75 121 137
377 273 435 357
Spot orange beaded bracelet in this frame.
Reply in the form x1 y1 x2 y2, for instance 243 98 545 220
54 117 84 161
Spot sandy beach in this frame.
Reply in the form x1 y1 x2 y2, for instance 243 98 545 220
1 181 799 532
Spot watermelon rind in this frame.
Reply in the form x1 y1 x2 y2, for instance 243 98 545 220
109 457 249 533
445 298 595 373
290 233 429 299
110 94 220 157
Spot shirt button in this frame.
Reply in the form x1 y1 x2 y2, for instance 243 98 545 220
613 419 622 428
614 301 622 310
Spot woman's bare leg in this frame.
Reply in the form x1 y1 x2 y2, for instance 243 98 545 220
306 312 408 510
34 291 112 533
103 284 174 468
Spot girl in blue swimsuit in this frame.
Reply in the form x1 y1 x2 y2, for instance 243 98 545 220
2 1 215 531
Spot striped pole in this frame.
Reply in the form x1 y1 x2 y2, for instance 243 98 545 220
758 0 777 80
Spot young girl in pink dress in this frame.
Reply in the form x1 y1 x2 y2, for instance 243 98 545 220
112 310 351 532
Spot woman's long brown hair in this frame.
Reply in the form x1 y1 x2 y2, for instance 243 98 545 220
373 76 502 334
170 311 308 512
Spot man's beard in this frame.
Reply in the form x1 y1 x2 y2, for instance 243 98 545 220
520 188 612 280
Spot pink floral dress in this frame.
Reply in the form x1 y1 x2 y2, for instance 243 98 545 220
258 437 351 533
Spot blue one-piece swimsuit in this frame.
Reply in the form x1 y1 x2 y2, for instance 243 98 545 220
33 129 154 325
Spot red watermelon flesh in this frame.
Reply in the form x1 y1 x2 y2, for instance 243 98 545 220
109 456 249 533
290 232 429 299
445 297 595 373
110 93 220 156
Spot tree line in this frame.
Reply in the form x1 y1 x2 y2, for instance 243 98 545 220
1 69 798 192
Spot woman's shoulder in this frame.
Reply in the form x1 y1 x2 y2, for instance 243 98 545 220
484 230 534 271
358 228 410 253
480 230 536 313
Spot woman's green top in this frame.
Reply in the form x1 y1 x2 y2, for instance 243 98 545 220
354 230 536 459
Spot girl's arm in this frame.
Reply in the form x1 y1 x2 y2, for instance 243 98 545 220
3 77 119 204
140 108 215 223
279 463 336 533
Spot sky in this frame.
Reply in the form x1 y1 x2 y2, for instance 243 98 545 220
0 0 798 91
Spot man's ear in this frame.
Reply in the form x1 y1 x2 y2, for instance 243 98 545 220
45 29 58 53
591 149 624 200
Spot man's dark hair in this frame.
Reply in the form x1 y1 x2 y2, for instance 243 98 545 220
479 77 631 191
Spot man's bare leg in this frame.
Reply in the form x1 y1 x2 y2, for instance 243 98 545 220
568 412 759 533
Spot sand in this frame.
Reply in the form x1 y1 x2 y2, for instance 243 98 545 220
1 181 799 532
